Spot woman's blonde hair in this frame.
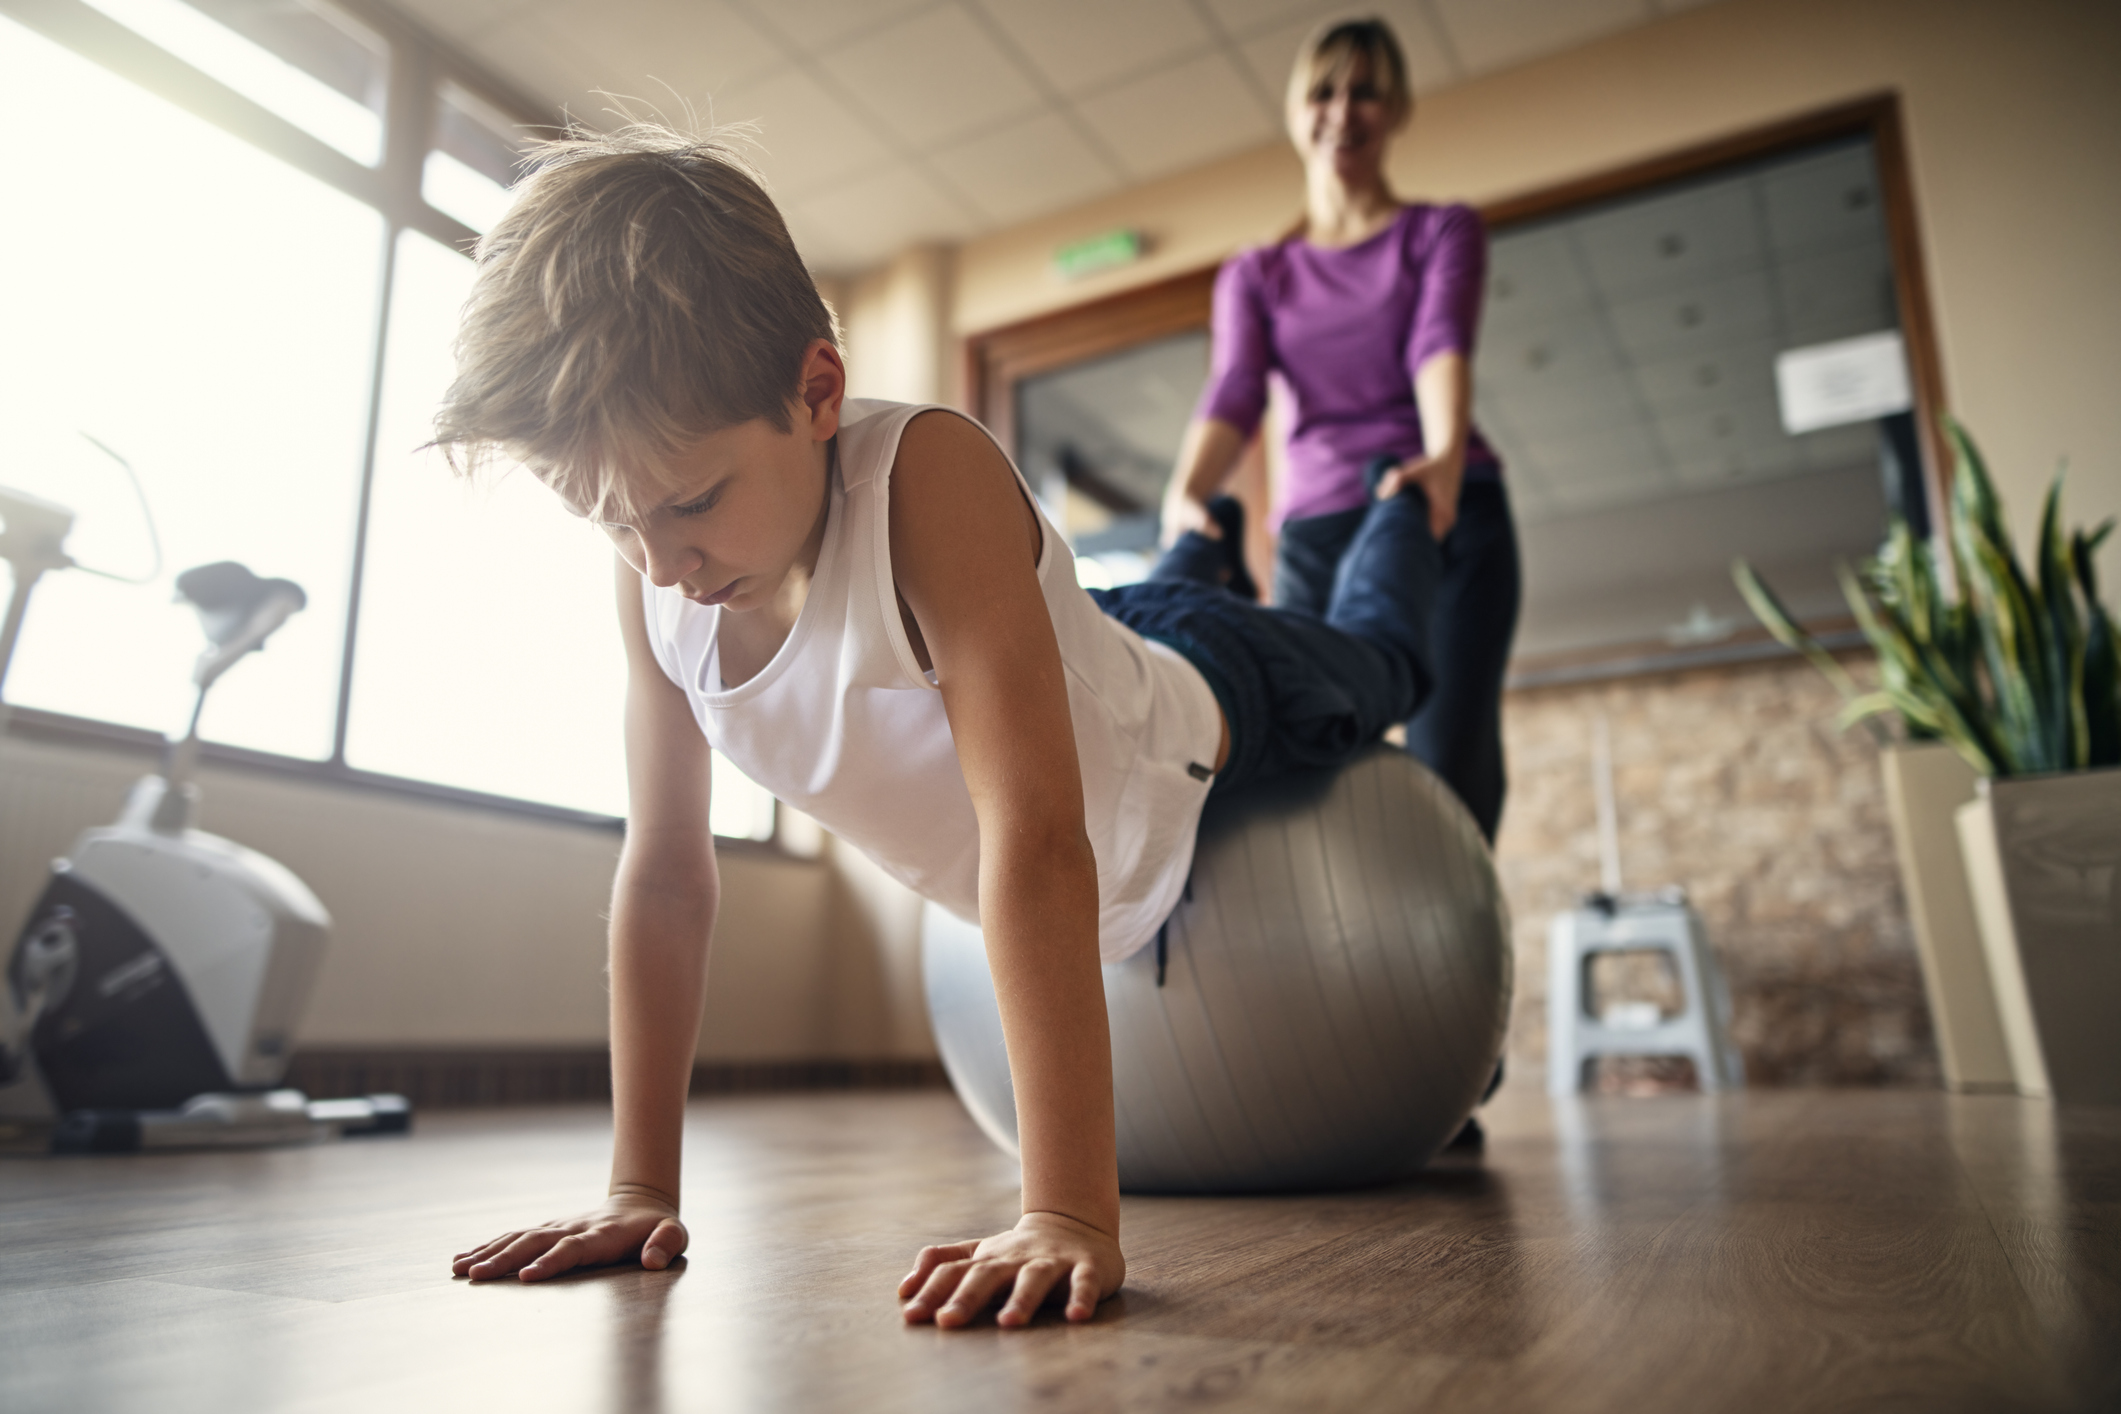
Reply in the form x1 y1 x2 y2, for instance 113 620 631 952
1286 17 1414 131
432 119 841 519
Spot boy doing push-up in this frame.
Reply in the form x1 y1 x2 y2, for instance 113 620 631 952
440 125 1444 1327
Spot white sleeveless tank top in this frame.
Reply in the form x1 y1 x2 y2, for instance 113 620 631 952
641 398 1224 963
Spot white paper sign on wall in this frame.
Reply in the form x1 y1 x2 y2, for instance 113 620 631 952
1774 330 1912 435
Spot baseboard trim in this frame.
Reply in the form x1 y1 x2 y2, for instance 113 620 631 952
284 1049 948 1109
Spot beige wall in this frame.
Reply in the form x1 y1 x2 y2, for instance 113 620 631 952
836 243 958 407
953 0 2121 581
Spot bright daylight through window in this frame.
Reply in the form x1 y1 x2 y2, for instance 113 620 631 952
0 0 775 840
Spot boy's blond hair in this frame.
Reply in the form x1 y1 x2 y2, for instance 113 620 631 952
433 120 841 518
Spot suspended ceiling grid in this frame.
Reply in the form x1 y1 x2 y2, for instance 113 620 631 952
1476 139 1901 526
396 0 1729 273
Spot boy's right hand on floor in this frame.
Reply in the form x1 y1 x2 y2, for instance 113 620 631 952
451 1187 687 1282
898 1211 1124 1328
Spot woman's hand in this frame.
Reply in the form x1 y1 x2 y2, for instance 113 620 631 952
1377 450 1464 540
1160 487 1220 546
899 1211 1125 1328
452 1187 687 1282
1160 418 1250 547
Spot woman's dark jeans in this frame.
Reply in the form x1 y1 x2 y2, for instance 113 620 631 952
1275 478 1521 841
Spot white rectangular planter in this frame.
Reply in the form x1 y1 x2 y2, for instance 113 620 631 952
1956 767 2121 1104
1881 744 2015 1091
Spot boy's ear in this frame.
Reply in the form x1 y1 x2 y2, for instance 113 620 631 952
797 339 847 443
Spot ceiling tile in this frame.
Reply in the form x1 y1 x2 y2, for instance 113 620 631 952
1483 225 1593 334
929 110 1121 226
1072 50 1277 183
1199 0 1326 36
1777 243 1894 339
468 0 784 117
1655 395 1790 463
1605 270 1776 361
1478 310 1622 394
736 0 936 48
399 0 541 48
1630 338 1779 414
709 64 897 200
1428 0 1649 75
977 0 1213 95
1760 143 1886 257
1572 176 1763 299
1488 368 1642 437
788 160 980 272
814 5 1042 147
1539 422 1672 509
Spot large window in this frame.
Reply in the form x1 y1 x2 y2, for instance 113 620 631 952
0 0 773 840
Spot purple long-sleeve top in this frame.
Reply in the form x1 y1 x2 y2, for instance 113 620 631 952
1197 201 1502 526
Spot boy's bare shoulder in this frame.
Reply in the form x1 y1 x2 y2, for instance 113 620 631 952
894 405 999 470
886 407 1040 566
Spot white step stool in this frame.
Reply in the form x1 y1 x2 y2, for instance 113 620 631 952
1547 891 1744 1096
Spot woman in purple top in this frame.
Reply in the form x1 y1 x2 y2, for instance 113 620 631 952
1158 18 1521 842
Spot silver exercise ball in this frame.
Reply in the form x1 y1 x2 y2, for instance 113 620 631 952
922 746 1513 1194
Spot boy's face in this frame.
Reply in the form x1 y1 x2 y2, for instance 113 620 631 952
577 341 846 613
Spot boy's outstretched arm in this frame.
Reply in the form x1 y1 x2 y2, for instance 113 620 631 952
452 554 715 1282
886 410 1123 1329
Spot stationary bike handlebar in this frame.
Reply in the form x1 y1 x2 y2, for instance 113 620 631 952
188 584 306 690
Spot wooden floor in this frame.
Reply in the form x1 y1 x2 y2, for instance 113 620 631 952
2 1087 2117 1413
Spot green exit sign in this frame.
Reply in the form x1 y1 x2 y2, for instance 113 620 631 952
1052 229 1145 281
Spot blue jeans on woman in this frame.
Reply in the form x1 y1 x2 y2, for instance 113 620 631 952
1274 477 1521 841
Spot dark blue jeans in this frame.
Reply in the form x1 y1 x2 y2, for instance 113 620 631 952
1275 479 1521 841
1092 482 1442 801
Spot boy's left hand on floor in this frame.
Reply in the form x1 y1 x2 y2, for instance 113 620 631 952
898 1210 1124 1328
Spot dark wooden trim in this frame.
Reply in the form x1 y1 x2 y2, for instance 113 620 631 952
1482 95 1900 227
1867 100 1952 521
284 1049 948 1109
963 266 1221 447
1482 92 1950 511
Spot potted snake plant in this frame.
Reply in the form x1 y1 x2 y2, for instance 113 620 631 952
1735 420 2121 1104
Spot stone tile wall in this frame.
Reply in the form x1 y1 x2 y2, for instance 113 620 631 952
1492 655 1940 1092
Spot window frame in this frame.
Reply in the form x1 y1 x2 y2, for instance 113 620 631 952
0 0 780 847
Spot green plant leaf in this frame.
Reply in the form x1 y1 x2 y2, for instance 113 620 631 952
2035 472 2087 766
2075 526 2121 766
1836 559 2002 772
1735 417 2115 780
1733 557 1862 699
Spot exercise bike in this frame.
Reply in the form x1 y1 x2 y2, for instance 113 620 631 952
1 480 407 1150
